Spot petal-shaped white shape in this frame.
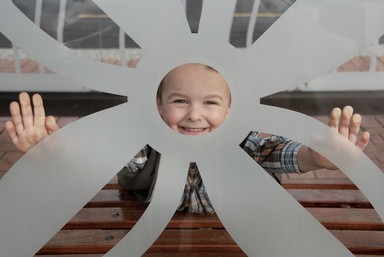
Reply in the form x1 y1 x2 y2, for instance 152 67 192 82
104 154 189 257
242 0 384 97
197 148 354 256
93 0 190 50
0 104 147 256
0 0 136 96
199 0 237 42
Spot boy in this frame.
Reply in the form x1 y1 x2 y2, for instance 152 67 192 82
6 63 370 214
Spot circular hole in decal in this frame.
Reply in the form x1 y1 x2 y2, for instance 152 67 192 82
156 63 231 136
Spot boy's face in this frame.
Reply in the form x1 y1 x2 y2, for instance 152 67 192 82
157 63 231 136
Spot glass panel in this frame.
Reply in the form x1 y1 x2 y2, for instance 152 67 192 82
1 0 383 256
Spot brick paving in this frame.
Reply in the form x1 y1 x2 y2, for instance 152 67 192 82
0 55 383 73
0 57 140 73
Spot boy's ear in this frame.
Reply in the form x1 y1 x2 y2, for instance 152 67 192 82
226 106 231 115
156 98 164 117
225 106 231 117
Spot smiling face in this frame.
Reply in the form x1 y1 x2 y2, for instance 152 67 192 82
157 63 231 136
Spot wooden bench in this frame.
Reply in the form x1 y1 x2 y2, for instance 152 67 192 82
33 175 384 257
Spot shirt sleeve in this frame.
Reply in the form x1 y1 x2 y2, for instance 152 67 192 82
242 131 302 173
124 145 149 173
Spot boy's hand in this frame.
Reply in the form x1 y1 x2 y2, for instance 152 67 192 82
5 92 59 153
304 106 370 171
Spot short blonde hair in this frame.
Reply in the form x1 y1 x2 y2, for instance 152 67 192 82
156 64 231 105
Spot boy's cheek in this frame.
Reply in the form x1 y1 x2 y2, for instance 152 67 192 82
161 112 179 127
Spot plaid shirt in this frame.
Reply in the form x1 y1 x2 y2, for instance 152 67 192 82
124 131 302 214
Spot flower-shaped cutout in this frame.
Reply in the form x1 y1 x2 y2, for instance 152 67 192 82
1 0 384 256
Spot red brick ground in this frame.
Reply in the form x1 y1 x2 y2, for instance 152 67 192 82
0 58 140 73
0 56 382 73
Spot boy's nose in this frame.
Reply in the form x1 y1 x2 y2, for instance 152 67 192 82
187 106 203 121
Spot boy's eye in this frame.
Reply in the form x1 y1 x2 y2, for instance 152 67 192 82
205 100 218 105
173 99 187 104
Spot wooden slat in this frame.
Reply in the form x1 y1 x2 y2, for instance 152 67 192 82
143 253 246 257
103 179 358 190
35 254 247 257
281 169 357 190
282 179 357 189
85 190 148 208
35 252 382 257
86 188 372 208
307 208 384 231
64 208 223 229
146 229 244 254
37 228 384 255
37 229 244 255
331 230 384 255
65 207 384 231
35 255 103 257
86 188 371 208
287 189 371 208
145 254 384 257
37 230 129 255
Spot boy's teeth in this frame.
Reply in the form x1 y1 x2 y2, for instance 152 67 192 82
186 128 203 131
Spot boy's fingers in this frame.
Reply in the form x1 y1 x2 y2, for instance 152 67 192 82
46 116 59 134
338 106 353 137
19 92 34 130
348 113 362 144
329 106 369 151
328 107 341 129
356 131 370 151
32 94 46 128
9 101 24 135
5 121 19 145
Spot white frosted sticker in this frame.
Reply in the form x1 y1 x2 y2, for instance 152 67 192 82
0 0 383 256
